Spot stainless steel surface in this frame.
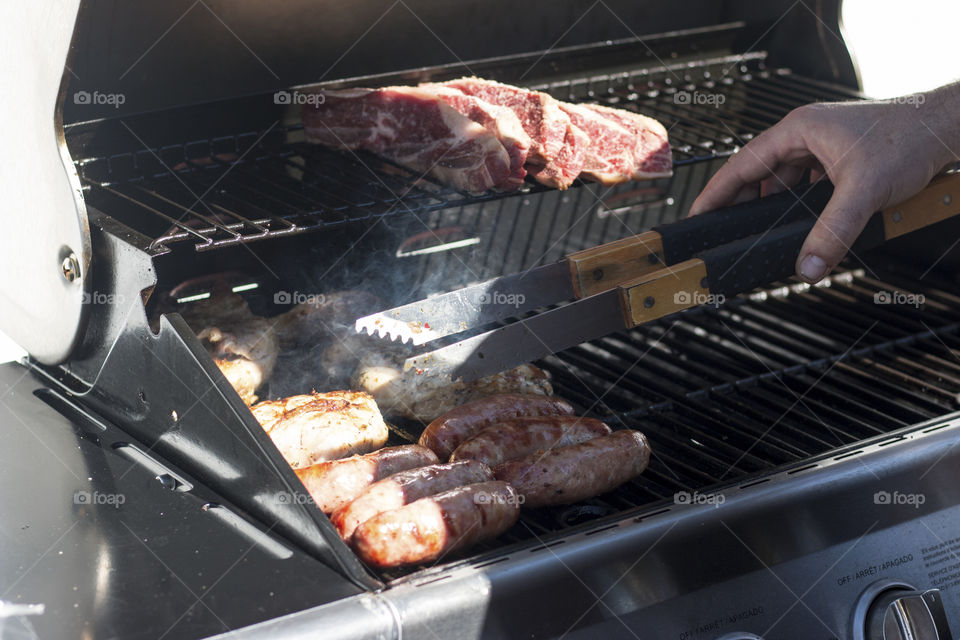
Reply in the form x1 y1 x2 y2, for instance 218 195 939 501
0 362 361 639
355 260 574 345
0 0 92 365
404 289 625 382
866 588 951 640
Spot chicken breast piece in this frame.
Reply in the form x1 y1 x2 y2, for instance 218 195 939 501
251 391 390 468
176 290 278 405
249 394 318 432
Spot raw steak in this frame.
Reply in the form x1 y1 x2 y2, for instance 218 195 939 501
580 103 673 179
302 87 512 193
442 77 587 189
419 84 531 190
558 102 644 184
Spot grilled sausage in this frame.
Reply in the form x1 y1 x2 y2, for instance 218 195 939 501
295 445 438 513
331 460 493 541
494 430 651 508
449 416 611 468
419 393 575 460
352 481 521 568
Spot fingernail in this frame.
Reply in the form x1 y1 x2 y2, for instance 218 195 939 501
799 254 827 282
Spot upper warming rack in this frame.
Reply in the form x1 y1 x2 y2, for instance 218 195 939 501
73 53 860 254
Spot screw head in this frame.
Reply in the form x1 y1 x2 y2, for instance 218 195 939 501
643 296 656 309
61 254 79 283
592 268 604 281
892 210 903 223
943 194 952 206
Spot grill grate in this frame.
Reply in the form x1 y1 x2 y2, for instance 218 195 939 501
372 264 960 579
76 53 860 254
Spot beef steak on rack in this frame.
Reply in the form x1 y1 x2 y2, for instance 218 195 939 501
579 102 673 179
302 86 513 193
418 83 532 190
441 77 587 189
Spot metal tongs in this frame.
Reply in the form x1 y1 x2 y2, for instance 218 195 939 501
357 173 960 381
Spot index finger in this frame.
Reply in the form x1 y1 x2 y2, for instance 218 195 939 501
688 129 789 216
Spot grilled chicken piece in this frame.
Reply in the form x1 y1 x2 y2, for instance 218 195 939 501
176 291 278 405
250 391 390 468
351 344 554 423
249 394 318 432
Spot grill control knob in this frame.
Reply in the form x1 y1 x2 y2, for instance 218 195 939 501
864 586 952 640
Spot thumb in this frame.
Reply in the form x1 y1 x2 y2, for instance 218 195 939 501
795 183 883 283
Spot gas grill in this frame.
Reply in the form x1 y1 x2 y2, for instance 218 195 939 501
3 2 960 639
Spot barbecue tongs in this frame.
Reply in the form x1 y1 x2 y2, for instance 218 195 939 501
357 173 960 381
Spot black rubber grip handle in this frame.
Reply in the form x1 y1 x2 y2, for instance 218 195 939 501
700 210 889 298
700 218 815 298
653 181 834 264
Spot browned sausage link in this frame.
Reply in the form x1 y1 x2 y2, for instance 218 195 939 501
331 460 493 541
449 416 611 468
419 393 575 460
295 445 438 513
494 430 651 508
352 481 521 568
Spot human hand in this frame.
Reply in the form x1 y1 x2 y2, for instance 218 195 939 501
689 87 959 282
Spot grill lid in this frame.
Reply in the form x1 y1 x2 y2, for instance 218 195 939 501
0 0 91 365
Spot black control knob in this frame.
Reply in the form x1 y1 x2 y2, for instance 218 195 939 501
865 587 952 639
